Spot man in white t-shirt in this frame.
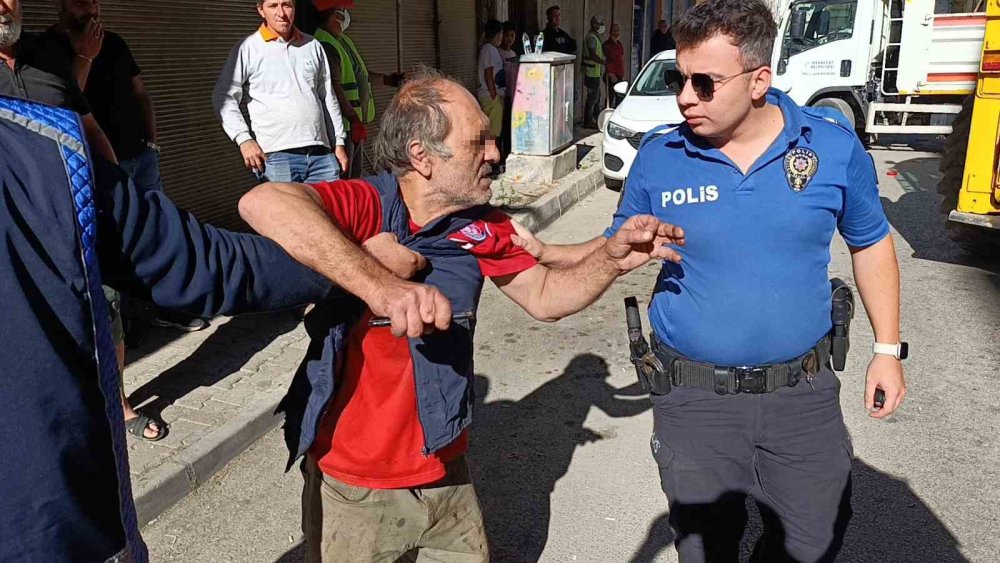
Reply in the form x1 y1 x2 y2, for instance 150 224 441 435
477 19 505 142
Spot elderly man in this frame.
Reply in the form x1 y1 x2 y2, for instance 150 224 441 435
214 0 347 182
238 70 684 561
0 0 115 163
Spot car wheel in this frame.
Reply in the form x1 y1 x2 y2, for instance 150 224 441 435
604 177 623 192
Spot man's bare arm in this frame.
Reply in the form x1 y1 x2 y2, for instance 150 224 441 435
497 215 684 321
511 220 606 268
850 234 906 418
239 182 451 337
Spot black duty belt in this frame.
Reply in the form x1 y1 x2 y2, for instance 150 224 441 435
650 336 832 395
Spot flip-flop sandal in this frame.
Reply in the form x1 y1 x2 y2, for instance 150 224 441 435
125 411 168 442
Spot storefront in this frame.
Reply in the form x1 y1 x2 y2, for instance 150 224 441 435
21 0 478 229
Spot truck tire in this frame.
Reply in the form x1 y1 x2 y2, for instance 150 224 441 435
936 95 1000 255
812 97 857 130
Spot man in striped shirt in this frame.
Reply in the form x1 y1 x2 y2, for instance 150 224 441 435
213 0 347 183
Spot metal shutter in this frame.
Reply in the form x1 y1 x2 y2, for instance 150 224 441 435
402 0 437 70
349 0 399 150
23 1 273 230
439 0 478 90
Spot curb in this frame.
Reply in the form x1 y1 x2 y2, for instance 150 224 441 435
509 161 605 233
134 387 286 527
507 134 606 233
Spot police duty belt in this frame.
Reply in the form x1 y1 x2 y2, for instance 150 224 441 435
649 336 832 395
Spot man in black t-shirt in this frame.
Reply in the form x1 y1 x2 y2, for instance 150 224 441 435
541 5 577 55
0 1 116 163
41 0 161 195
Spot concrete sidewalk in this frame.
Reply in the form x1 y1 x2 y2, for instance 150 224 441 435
128 132 607 527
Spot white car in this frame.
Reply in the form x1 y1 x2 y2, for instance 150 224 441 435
600 50 684 191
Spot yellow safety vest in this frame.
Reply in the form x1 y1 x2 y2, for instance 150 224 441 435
583 31 605 79
314 28 376 128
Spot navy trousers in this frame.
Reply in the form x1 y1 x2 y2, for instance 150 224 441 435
651 366 853 563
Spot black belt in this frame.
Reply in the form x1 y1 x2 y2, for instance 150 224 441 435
651 336 832 395
277 145 330 155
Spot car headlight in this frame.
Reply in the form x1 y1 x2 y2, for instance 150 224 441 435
606 121 634 141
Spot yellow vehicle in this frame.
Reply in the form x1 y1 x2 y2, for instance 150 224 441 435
939 0 1000 251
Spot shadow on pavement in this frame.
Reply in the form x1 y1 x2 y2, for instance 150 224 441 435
469 353 651 562
881 155 999 276
275 542 304 562
626 458 968 563
127 309 303 416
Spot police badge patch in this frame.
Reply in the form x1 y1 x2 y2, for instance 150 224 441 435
784 147 819 192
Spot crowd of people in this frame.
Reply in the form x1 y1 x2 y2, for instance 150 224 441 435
0 0 908 562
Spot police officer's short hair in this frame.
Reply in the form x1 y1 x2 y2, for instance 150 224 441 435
673 0 776 70
373 67 456 176
546 6 560 20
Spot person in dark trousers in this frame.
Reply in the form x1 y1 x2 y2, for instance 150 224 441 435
237 70 685 561
604 23 626 108
650 18 675 56
540 5 576 55
509 2 907 561
500 20 518 163
582 15 607 128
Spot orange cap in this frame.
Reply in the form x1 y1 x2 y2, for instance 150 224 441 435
313 0 354 10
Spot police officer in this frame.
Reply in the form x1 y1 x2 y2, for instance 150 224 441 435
313 0 404 178
511 1 907 560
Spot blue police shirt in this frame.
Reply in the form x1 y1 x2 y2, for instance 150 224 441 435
605 88 889 366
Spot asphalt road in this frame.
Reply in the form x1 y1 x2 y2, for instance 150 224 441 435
143 144 999 562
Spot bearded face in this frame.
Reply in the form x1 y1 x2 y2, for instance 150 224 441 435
0 9 22 50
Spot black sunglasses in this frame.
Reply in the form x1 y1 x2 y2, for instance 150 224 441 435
664 67 762 101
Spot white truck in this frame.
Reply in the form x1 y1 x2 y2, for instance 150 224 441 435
770 0 985 136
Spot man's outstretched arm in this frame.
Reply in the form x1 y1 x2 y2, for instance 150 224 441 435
95 157 331 316
238 181 451 337
496 215 684 322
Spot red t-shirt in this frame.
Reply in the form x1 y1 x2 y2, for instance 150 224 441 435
604 40 625 77
308 179 537 489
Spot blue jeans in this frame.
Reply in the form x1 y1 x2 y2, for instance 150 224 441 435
118 148 163 195
260 146 341 183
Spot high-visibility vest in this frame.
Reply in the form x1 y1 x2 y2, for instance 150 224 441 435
583 31 605 78
314 28 376 128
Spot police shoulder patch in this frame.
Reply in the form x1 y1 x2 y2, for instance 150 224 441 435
784 147 819 192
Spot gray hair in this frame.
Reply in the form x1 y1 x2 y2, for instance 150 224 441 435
373 67 457 176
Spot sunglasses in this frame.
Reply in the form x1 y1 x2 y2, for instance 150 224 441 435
664 67 763 101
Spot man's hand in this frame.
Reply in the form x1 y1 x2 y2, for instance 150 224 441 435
335 145 349 174
73 19 104 60
240 140 266 174
603 215 684 273
349 117 368 144
366 279 453 338
363 233 427 280
510 219 546 261
865 354 906 418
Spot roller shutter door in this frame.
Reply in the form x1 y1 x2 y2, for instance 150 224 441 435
350 0 399 154
439 0 478 90
24 1 272 230
402 0 437 71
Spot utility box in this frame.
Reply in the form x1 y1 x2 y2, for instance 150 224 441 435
511 52 575 156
